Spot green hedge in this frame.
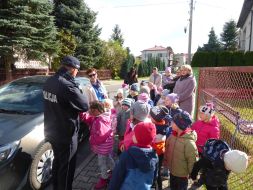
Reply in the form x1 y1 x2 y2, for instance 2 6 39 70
192 51 253 67
138 57 165 77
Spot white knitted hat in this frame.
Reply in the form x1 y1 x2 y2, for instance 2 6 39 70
224 150 248 173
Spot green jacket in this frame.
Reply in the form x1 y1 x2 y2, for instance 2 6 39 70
164 129 198 177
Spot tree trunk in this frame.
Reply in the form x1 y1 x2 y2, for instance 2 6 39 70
3 55 13 81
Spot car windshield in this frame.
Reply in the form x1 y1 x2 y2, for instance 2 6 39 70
0 79 44 114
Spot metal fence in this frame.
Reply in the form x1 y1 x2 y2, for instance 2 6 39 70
197 67 253 190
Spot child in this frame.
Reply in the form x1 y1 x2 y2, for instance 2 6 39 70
140 86 154 107
138 92 154 107
127 83 139 102
190 139 248 190
113 88 124 113
191 103 220 155
108 122 158 190
190 103 220 188
120 100 151 152
156 89 170 106
164 110 198 190
104 98 117 134
121 83 129 98
162 93 180 177
150 105 170 190
117 98 133 140
79 101 114 189
164 93 179 109
147 82 156 102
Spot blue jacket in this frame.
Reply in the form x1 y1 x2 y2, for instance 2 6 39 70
108 146 158 190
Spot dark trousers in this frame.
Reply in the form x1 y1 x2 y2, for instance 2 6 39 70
157 154 164 190
170 173 188 190
50 133 78 190
206 185 228 190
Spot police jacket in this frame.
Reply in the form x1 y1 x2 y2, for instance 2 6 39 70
43 67 89 144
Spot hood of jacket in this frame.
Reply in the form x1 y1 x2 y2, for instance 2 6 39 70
207 115 219 127
172 128 197 142
128 146 158 173
97 111 111 124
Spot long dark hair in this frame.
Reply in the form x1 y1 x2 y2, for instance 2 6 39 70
128 67 136 78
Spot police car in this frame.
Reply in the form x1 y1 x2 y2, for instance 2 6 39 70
0 75 89 190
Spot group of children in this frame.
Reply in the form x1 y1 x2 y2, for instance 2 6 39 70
79 81 249 190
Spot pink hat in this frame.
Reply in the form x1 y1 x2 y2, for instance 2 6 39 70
165 67 171 73
138 93 149 103
165 93 179 103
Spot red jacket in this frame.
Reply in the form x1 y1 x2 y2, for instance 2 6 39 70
191 116 220 153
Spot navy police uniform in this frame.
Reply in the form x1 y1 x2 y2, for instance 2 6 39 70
43 56 88 190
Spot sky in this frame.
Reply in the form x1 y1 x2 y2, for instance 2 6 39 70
84 0 245 56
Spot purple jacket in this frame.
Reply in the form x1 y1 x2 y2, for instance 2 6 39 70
191 116 220 153
173 75 196 116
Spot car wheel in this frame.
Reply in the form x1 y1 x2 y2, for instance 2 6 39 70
29 142 54 190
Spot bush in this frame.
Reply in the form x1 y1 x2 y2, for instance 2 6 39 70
244 51 253 66
191 51 253 67
231 51 244 66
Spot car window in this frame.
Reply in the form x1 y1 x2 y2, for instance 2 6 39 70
0 81 44 114
75 77 90 86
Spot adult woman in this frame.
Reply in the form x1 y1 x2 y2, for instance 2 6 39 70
124 67 138 86
173 65 196 117
149 67 162 89
162 67 175 92
83 68 108 104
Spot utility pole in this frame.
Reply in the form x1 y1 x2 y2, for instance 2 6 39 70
188 0 193 65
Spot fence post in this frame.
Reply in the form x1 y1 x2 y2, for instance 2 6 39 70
230 112 240 149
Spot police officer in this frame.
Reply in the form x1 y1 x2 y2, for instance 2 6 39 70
43 56 89 190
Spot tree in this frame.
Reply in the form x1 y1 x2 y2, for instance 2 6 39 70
110 24 124 46
0 0 59 79
198 27 221 52
220 20 238 51
99 40 127 78
51 29 77 71
119 47 135 79
53 0 102 69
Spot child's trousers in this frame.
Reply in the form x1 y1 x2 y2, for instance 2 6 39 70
206 185 228 190
170 173 188 190
97 154 115 179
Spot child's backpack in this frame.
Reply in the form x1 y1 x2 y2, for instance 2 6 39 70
202 139 231 187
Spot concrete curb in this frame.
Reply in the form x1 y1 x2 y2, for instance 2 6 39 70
74 152 96 179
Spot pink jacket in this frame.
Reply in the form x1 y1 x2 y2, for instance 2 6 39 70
191 115 220 153
119 119 135 151
80 112 113 155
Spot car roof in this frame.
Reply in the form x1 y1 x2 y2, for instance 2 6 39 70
10 75 50 84
9 75 90 85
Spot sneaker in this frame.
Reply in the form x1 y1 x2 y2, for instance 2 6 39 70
161 168 169 179
94 178 108 189
188 181 202 190
107 170 113 180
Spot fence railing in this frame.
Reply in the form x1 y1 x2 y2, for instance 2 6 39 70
0 69 112 86
197 66 253 190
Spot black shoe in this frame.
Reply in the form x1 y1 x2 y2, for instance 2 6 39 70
188 181 202 190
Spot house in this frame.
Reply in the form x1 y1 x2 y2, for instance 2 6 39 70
237 0 253 51
141 45 173 67
173 53 187 67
